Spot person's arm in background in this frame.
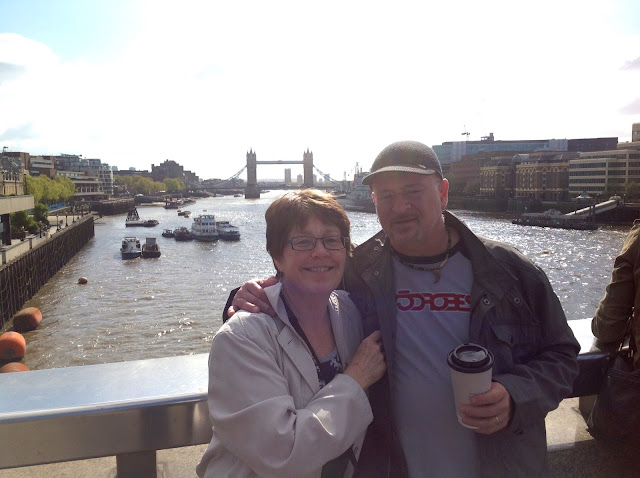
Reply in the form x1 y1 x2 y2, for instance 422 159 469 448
592 224 640 345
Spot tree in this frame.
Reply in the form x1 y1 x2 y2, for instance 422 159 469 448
153 181 165 194
135 177 155 195
115 175 134 192
24 175 44 203
54 176 76 201
10 210 37 238
164 178 185 192
37 175 58 203
33 203 49 225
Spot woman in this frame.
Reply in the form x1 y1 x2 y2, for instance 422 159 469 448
592 219 640 367
196 189 386 478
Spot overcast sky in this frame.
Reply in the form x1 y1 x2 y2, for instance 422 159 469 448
1 0 639 182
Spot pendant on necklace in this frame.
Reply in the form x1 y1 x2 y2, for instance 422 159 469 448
433 269 441 283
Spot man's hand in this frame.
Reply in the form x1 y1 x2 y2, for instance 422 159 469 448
344 331 386 391
227 277 279 318
458 381 513 434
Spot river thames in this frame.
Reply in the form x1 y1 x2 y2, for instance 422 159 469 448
9 192 632 371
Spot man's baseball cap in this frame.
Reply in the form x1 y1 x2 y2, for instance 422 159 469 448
362 141 443 186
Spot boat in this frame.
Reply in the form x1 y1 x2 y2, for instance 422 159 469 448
141 237 161 258
216 221 241 241
191 211 219 241
164 200 179 209
120 237 141 259
173 227 192 241
233 193 242 197
336 166 376 213
178 210 191 217
125 208 159 227
512 209 598 230
161 229 174 238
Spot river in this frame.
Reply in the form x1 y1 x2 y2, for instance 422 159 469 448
8 192 631 370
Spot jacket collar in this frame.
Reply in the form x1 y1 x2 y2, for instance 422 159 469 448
351 211 516 301
443 211 515 302
263 282 350 393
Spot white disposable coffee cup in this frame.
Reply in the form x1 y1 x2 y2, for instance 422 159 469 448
447 343 494 429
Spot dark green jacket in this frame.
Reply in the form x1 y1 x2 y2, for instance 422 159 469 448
348 211 580 478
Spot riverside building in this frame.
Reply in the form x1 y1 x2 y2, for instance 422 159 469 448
568 142 640 198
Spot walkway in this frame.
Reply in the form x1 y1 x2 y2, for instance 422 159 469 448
0 213 91 266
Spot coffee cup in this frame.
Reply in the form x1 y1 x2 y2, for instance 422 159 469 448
447 343 494 429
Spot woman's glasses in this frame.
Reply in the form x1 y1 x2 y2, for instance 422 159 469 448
288 235 348 251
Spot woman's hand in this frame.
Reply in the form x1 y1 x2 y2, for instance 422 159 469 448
344 331 386 391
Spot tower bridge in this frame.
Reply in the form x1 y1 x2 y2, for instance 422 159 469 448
202 149 343 198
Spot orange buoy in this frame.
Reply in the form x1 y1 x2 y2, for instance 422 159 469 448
13 307 42 332
0 332 26 360
0 362 29 373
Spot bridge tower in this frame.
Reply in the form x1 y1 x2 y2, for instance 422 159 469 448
245 149 260 199
303 149 314 188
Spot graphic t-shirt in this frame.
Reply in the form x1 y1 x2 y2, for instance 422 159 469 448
390 248 477 478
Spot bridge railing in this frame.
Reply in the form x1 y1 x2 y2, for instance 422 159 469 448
0 319 611 476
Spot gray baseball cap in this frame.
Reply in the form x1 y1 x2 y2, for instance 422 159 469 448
362 141 443 186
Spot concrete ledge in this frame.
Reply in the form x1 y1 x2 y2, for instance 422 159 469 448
0 195 34 214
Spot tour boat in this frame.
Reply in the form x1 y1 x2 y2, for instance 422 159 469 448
191 212 219 241
120 237 142 259
161 229 174 238
141 237 161 258
216 221 241 241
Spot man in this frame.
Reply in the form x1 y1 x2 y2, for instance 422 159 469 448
228 141 580 477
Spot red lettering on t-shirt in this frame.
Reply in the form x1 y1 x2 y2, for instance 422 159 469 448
396 290 471 312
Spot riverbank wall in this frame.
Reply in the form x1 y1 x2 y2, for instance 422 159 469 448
0 215 94 328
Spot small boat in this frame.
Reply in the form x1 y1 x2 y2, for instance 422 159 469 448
512 209 598 230
120 237 141 259
173 227 192 241
178 210 191 217
216 221 241 241
161 229 174 238
191 211 219 241
233 193 242 197
141 237 161 258
125 208 159 227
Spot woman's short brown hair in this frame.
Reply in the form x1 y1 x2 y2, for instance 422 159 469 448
265 189 350 262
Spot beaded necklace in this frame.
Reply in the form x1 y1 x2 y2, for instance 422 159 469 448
392 227 451 283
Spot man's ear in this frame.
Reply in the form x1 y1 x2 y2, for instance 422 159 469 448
440 178 449 210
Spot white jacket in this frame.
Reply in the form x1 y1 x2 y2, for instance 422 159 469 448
196 283 373 478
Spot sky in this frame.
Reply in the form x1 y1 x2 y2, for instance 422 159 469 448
1 0 639 182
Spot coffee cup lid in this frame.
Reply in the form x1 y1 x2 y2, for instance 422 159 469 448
447 343 494 373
